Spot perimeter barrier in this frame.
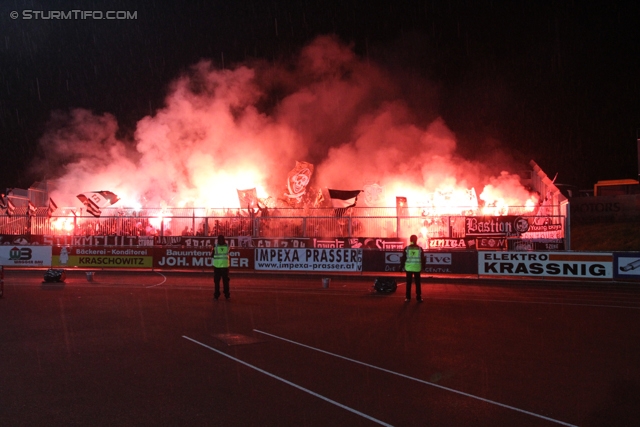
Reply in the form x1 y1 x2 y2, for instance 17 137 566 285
1 245 638 282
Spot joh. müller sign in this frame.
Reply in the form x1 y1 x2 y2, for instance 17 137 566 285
479 252 613 279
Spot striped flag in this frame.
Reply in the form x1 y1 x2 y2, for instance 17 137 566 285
328 189 361 208
328 189 361 217
48 198 58 218
77 191 120 217
77 191 120 207
77 195 101 217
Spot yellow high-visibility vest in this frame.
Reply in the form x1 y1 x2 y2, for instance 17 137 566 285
213 244 230 268
404 246 422 272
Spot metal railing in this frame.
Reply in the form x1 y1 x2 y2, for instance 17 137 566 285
0 206 566 241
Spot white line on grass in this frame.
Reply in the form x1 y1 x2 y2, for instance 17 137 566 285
253 329 578 427
145 272 167 288
182 335 394 427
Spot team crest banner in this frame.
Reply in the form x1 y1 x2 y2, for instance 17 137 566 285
363 183 384 206
285 161 314 203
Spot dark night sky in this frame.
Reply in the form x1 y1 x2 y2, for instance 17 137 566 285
1 0 640 191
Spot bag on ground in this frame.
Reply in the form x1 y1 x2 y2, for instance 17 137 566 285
373 277 397 293
44 268 66 283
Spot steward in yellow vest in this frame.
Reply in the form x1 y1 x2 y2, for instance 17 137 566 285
212 235 231 300
213 243 230 268
401 234 425 302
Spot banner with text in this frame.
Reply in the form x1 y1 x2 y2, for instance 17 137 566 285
312 237 407 250
363 250 477 274
52 246 153 268
479 252 613 279
426 237 473 251
153 247 253 270
465 216 530 236
45 235 155 247
255 248 362 272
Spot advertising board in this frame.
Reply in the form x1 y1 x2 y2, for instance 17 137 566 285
52 246 153 268
465 216 530 236
363 250 477 274
479 252 613 279
614 253 640 281
153 248 253 270
0 246 51 267
254 248 362 272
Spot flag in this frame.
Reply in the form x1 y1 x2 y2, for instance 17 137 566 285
48 198 58 218
83 200 102 217
6 198 16 217
285 161 314 203
77 191 120 207
237 188 258 209
77 191 119 217
28 201 36 217
77 194 103 217
328 189 361 216
363 183 384 206
328 189 361 208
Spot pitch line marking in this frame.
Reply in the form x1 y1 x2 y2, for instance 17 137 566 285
182 335 394 427
253 329 579 427
145 272 167 288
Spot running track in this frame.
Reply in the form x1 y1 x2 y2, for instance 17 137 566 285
1 270 639 426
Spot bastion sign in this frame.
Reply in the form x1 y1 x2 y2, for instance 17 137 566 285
465 216 530 236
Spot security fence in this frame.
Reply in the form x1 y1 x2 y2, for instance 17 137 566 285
0 206 566 242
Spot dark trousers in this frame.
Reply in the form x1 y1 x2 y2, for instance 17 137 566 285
405 271 421 299
214 268 230 299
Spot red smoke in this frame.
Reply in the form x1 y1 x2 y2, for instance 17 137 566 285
34 35 537 213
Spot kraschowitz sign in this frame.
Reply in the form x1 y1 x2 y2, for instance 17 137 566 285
53 246 152 268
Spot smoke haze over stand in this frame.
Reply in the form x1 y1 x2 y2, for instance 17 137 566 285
31 35 536 211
